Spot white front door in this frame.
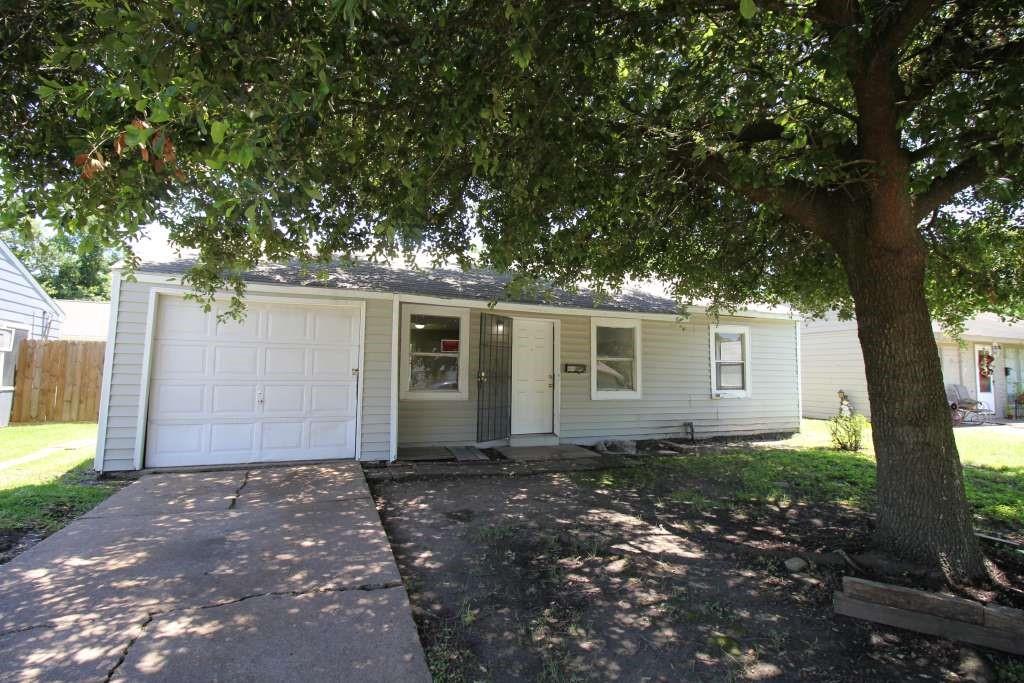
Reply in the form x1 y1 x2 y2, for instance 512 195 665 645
145 298 361 468
511 318 554 435
975 344 995 411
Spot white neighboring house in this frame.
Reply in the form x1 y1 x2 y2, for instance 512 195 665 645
56 300 111 341
801 313 1024 420
93 258 803 472
0 240 64 426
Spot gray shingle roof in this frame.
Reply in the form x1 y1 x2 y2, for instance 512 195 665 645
137 259 682 315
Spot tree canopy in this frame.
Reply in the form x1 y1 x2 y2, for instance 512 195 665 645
1 0 1020 322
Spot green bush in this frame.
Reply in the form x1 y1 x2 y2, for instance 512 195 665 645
828 413 868 451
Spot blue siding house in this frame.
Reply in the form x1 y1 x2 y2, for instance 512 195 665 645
0 239 64 426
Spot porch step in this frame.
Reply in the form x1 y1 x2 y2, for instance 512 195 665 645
449 446 489 462
508 433 559 447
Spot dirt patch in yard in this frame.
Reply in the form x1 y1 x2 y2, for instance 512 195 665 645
372 470 1023 682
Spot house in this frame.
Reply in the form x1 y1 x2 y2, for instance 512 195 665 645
801 313 1024 420
93 259 801 471
0 239 64 427
55 300 111 341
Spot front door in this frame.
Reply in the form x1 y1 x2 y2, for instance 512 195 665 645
975 344 995 411
511 318 554 435
476 314 513 442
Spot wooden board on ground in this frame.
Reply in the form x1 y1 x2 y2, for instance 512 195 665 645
842 577 984 624
835 577 1024 656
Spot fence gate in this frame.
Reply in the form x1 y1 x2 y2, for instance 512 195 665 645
10 340 105 423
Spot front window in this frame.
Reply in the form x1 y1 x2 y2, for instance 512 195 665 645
711 325 750 397
591 318 642 399
401 305 469 400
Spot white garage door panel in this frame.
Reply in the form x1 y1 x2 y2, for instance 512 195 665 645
145 299 362 468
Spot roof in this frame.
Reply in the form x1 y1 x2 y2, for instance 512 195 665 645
940 313 1024 343
55 300 110 341
136 258 686 315
804 311 1024 342
0 239 64 319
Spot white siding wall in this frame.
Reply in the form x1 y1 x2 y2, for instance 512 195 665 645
96 280 393 471
98 280 149 471
800 322 1008 420
360 298 394 459
0 245 63 339
800 322 872 419
399 307 800 446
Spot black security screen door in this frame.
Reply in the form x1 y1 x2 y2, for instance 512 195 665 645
476 314 513 442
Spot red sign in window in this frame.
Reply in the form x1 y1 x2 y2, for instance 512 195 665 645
441 339 459 353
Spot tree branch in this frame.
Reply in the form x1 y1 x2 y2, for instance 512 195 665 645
900 39 1024 114
747 0 859 28
913 144 1021 221
869 0 944 62
673 147 846 244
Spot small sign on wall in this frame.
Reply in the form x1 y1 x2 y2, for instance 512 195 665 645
563 363 587 374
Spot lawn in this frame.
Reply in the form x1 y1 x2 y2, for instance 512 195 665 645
581 419 1024 533
0 423 122 548
0 422 98 464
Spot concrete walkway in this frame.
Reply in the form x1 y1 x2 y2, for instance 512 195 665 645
0 463 429 682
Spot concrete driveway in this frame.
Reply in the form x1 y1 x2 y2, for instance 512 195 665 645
0 463 429 682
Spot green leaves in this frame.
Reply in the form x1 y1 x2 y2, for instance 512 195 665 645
210 120 228 145
0 0 1019 329
123 124 154 148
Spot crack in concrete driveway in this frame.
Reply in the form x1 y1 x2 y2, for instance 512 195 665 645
0 462 429 682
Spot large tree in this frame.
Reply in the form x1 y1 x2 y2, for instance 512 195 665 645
1 0 1022 581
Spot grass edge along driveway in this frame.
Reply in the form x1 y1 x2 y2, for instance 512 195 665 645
0 422 122 539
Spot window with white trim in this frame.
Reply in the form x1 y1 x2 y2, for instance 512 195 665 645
400 305 470 400
591 318 642 399
710 325 751 397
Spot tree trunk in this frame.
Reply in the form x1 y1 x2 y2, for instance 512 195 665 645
843 235 987 583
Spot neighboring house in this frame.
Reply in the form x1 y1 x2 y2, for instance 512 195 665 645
93 259 801 471
56 300 111 341
802 313 1024 420
0 239 64 427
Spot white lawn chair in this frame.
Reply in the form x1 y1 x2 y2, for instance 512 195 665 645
946 384 993 424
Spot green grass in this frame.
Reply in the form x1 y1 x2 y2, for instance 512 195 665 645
581 420 1024 530
0 422 98 464
0 423 120 535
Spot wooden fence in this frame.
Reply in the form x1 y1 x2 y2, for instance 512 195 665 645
10 340 105 424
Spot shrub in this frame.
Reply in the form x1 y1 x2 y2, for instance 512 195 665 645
828 413 868 451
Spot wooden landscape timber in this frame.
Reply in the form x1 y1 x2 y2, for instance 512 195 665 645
834 576 1024 655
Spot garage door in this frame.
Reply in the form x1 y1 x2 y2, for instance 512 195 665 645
145 297 361 468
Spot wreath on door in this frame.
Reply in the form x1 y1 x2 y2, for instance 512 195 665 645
979 353 995 377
